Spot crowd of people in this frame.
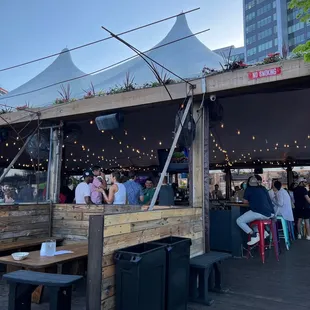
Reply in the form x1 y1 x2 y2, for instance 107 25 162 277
235 175 310 246
0 183 36 203
71 166 175 206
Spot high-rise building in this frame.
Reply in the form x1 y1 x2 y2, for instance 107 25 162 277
213 46 245 62
244 0 310 63
0 87 8 96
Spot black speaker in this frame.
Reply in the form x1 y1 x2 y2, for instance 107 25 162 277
95 113 124 131
209 100 223 128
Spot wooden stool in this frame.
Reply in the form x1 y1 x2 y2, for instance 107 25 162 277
3 270 82 310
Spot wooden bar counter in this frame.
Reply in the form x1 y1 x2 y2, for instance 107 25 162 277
210 201 249 258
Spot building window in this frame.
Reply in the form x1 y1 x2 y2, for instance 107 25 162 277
246 35 256 45
257 16 272 28
273 13 277 21
288 22 305 34
289 34 305 46
246 23 256 33
256 0 266 4
274 25 278 33
287 9 302 22
246 12 256 22
247 47 257 56
246 0 255 10
258 28 272 40
273 0 276 8
274 38 278 47
257 3 272 16
258 40 273 52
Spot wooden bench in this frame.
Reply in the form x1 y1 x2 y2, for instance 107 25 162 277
0 237 63 255
189 251 232 306
3 270 83 310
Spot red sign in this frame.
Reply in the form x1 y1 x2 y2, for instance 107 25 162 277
248 67 282 80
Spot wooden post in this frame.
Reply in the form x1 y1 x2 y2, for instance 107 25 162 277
191 100 204 209
86 215 104 310
225 168 232 199
287 166 293 188
47 125 63 203
203 103 210 252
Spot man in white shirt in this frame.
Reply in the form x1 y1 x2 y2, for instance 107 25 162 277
270 181 294 221
75 170 94 204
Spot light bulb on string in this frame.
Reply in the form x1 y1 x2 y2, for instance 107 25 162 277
237 130 240 135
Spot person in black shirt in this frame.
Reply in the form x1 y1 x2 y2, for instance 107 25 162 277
293 177 310 240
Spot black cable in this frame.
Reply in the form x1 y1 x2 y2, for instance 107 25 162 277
0 29 208 104
0 8 200 73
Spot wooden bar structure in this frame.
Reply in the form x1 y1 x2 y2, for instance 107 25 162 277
1 59 310 309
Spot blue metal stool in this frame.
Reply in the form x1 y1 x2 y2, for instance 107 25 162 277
287 221 295 241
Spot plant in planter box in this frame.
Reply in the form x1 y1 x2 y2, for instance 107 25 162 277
263 52 281 64
54 84 72 104
83 82 96 99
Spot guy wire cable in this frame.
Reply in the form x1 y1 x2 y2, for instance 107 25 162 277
0 8 200 72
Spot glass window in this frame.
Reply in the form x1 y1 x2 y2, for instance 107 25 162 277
246 34 256 45
274 38 278 46
257 3 272 16
247 47 257 56
258 28 272 40
289 34 305 46
246 23 256 33
257 16 272 28
246 11 256 22
245 0 255 10
258 40 273 52
288 22 305 34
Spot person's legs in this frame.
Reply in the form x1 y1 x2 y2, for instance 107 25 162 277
305 219 310 239
236 210 270 245
297 218 303 238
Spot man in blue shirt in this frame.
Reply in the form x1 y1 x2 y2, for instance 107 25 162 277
236 175 274 246
124 172 144 205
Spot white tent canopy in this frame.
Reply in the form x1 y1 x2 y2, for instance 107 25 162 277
1 14 222 108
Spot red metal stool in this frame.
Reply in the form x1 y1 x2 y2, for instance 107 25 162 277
247 219 279 264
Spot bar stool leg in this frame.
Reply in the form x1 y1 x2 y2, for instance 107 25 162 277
257 222 266 264
271 220 280 261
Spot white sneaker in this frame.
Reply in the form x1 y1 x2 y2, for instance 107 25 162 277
264 231 269 239
247 234 260 246
306 236 310 241
298 234 302 240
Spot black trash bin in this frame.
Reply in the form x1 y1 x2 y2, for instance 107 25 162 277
149 236 192 310
115 243 166 310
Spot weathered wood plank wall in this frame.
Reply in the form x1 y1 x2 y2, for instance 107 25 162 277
101 208 203 310
52 205 203 310
0 204 50 243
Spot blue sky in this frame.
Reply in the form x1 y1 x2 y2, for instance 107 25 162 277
0 0 243 91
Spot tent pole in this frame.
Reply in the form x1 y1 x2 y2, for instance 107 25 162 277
149 95 193 210
0 133 35 184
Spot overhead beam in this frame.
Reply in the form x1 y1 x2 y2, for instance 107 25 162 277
0 81 201 126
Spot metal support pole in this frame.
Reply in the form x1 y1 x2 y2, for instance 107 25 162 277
149 95 193 210
46 128 53 201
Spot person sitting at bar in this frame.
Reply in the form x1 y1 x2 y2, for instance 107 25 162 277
211 184 223 200
158 176 175 206
143 178 155 205
236 175 274 246
124 171 144 205
75 170 94 205
293 177 310 240
270 181 294 222
90 166 107 205
98 171 127 205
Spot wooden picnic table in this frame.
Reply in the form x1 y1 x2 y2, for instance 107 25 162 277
0 242 88 303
